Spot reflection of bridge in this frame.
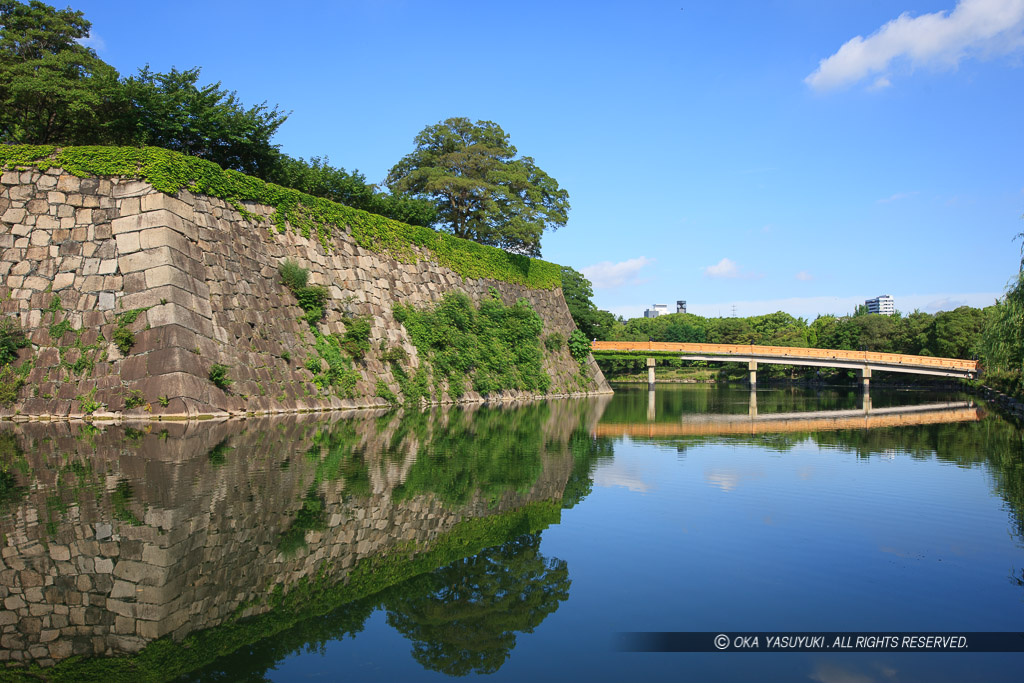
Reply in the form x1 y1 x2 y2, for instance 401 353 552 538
595 401 982 438
592 342 980 389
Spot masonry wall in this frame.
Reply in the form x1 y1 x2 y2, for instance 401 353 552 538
0 167 610 418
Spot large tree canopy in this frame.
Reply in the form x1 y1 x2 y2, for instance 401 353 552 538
121 66 288 178
0 0 125 144
385 118 570 256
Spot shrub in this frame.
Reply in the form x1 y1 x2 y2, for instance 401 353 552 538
544 333 564 352
0 317 28 366
375 379 398 406
124 390 146 409
278 259 310 290
113 327 135 355
340 317 372 359
568 330 590 364
395 291 551 401
0 365 26 405
209 363 232 391
76 388 102 414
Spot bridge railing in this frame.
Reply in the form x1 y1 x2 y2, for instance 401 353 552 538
590 341 980 373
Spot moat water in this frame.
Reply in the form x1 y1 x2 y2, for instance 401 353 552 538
1 385 1023 681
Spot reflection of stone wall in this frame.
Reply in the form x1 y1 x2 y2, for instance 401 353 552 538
0 168 610 418
0 399 606 667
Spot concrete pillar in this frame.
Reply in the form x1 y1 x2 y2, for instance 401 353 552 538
861 392 872 414
861 367 872 394
748 361 757 389
647 388 656 421
647 357 656 390
749 388 758 417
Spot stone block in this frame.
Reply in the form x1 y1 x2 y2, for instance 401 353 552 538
105 599 134 618
118 246 173 274
115 232 141 254
35 214 58 230
141 193 195 221
48 545 71 562
144 264 194 291
112 559 163 585
121 285 192 312
139 226 193 256
57 175 80 192
147 346 204 377
109 580 137 600
111 209 195 241
111 180 150 198
146 303 213 337
1 207 26 223
4 595 25 610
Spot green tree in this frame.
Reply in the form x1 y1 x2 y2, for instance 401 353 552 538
267 154 436 227
386 117 570 256
122 66 287 177
384 533 570 676
559 266 617 340
982 272 1024 391
0 0 126 144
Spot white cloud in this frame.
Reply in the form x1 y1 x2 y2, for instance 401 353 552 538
805 0 1024 91
795 270 814 281
78 32 106 52
581 256 654 289
877 191 918 203
703 257 740 278
703 257 761 280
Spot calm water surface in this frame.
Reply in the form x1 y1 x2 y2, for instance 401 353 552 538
1 385 1023 681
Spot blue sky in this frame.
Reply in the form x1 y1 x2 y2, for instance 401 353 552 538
73 0 1023 320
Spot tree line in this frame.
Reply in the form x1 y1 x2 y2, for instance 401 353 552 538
563 260 1022 393
0 1 568 254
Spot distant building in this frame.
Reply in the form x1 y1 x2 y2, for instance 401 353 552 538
644 304 669 318
865 294 895 315
676 300 687 314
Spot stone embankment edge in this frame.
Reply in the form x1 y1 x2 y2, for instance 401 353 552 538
0 389 612 423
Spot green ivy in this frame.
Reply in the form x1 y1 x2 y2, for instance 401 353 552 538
0 146 563 289
394 291 551 401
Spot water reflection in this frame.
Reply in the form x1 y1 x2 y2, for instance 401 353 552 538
0 397 611 677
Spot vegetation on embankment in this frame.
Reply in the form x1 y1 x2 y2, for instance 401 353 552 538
393 289 557 402
0 145 562 289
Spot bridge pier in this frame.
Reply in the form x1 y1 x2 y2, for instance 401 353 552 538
860 367 872 393
749 388 758 417
749 361 757 389
647 357 656 390
648 387 656 421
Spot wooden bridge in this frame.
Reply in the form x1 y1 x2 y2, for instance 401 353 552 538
591 341 980 389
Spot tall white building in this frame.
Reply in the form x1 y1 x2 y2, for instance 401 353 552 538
865 294 895 315
644 304 669 318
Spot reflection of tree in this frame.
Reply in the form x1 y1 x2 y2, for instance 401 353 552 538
562 428 614 510
392 406 547 506
383 533 570 676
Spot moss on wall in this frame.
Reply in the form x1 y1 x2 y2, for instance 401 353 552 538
0 146 562 290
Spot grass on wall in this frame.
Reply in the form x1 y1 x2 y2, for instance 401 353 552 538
0 145 562 290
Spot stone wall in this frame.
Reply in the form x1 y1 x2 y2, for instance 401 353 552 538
0 397 607 666
0 167 610 418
